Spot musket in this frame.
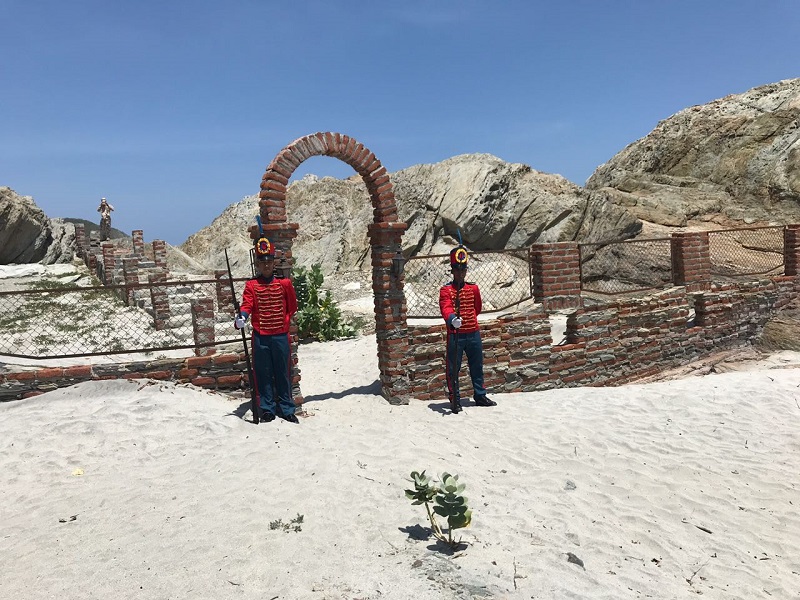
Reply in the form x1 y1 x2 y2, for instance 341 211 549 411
225 248 259 424
454 228 462 323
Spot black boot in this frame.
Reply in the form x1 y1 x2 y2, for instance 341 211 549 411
450 399 463 414
474 395 497 407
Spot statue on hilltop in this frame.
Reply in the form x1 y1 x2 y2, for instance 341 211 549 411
97 197 115 241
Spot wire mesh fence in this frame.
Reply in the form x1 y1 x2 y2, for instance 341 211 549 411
579 237 673 296
709 226 785 280
404 248 533 318
3 226 791 358
0 277 246 359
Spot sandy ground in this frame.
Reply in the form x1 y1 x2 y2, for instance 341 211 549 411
2 262 800 599
2 332 799 599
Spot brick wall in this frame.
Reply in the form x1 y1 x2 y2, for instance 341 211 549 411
402 276 800 401
0 353 253 402
4 250 799 406
671 231 711 291
530 242 582 310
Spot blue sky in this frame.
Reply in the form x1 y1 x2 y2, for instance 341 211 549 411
2 1 799 246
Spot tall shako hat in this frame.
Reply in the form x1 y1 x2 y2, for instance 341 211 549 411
253 215 275 261
449 229 468 270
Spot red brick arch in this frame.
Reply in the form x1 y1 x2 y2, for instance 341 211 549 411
253 132 411 404
259 132 398 225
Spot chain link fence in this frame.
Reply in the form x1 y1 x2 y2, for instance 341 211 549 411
404 248 533 318
709 226 785 280
3 226 791 358
0 277 245 359
579 237 673 296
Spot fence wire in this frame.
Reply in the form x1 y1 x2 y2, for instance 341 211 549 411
2 226 791 358
709 226 785 280
404 248 533 318
579 237 673 296
0 277 245 359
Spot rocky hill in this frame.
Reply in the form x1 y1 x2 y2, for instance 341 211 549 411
586 78 800 227
5 78 800 279
181 155 641 278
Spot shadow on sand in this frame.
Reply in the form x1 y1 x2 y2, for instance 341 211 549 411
302 380 382 403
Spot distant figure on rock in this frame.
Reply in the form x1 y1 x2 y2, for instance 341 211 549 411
97 197 114 241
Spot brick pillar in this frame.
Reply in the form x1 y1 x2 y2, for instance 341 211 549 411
671 231 710 292
88 231 101 274
368 221 411 404
191 297 216 357
132 230 145 256
121 257 139 305
152 240 168 274
74 223 86 259
260 223 300 279
784 224 800 276
257 222 303 404
89 230 100 252
149 272 171 330
530 242 583 311
100 242 115 285
214 269 235 313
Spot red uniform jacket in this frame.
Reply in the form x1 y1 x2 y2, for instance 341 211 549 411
240 276 298 336
439 282 481 333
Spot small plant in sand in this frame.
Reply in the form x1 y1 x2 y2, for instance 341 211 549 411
269 513 304 533
405 470 472 548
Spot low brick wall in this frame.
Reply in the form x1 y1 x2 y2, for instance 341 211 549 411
0 352 251 402
404 276 800 400
2 276 798 404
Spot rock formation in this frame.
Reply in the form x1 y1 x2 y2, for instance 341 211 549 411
181 156 642 278
0 187 55 264
41 219 76 264
586 78 800 226
6 78 800 280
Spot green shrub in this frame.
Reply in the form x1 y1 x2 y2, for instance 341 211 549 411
292 264 357 342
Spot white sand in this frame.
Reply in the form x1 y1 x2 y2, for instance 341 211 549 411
2 334 799 599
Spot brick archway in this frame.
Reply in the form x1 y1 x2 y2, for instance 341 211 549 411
252 132 411 404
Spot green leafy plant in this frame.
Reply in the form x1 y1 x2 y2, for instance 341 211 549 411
405 470 472 548
269 513 304 533
292 264 357 342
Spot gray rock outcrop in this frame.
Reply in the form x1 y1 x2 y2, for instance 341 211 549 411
0 187 55 264
587 78 800 226
41 218 76 264
181 156 642 277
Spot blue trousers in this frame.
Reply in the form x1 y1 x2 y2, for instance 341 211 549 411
445 330 487 402
252 331 295 417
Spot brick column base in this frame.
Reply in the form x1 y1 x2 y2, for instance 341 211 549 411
530 242 582 311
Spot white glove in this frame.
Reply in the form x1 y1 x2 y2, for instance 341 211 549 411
451 316 463 329
234 315 247 330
